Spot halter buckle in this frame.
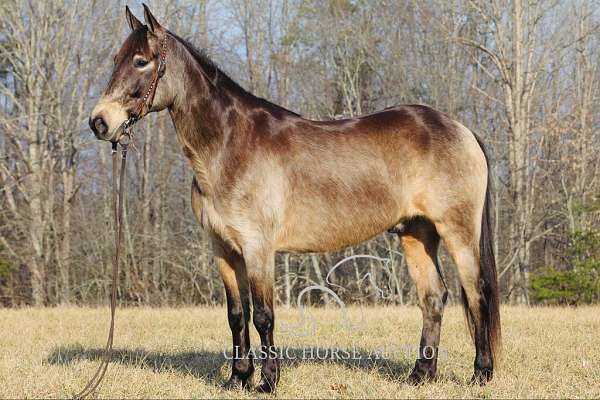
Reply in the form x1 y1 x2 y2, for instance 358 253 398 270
117 116 137 148
123 116 138 133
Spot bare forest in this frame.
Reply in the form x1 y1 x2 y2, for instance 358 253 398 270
1 0 599 307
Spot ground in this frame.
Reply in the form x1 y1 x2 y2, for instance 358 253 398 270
1 305 599 398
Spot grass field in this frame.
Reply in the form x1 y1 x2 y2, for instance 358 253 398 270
1 305 599 398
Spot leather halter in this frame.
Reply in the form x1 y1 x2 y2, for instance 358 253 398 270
119 34 168 143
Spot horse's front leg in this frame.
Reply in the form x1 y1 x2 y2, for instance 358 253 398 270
245 248 280 393
213 239 254 389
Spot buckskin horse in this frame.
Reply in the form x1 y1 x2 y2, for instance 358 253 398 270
89 4 501 392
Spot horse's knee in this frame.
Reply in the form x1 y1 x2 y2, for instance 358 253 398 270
228 303 245 332
253 304 274 334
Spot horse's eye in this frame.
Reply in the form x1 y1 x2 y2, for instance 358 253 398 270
134 58 148 68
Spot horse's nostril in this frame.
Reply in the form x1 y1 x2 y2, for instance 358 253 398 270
91 116 108 137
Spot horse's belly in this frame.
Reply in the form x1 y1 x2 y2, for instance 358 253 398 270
277 188 399 253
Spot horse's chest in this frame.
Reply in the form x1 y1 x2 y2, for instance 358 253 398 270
199 197 244 252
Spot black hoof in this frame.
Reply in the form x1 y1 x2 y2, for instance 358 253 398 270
255 378 276 393
223 375 251 391
470 368 493 386
255 358 279 393
407 368 434 385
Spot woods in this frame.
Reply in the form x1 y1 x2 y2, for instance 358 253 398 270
1 0 599 307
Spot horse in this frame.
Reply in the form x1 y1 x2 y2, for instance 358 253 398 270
89 4 501 393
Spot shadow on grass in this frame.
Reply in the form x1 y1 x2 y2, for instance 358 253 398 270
46 345 462 387
46 345 226 385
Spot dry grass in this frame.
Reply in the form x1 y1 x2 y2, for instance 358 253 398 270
1 305 599 398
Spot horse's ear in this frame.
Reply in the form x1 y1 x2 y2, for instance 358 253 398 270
142 3 164 35
125 6 143 31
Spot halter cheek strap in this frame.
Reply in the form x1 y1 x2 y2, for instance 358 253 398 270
121 35 168 138
136 36 167 118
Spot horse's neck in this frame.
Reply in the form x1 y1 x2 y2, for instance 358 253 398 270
167 56 245 195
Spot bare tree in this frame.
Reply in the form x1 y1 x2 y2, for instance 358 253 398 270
1 0 599 306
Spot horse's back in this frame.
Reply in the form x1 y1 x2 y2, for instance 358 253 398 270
272 104 486 253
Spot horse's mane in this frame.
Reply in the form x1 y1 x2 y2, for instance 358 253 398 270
169 31 301 118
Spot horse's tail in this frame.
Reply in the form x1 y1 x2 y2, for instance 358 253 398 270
464 134 502 366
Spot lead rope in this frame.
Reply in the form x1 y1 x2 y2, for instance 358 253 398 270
75 35 166 399
74 136 129 399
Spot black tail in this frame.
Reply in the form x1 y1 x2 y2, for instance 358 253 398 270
463 134 502 366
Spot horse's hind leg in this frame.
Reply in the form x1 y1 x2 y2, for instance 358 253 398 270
400 218 448 384
435 215 497 384
213 238 254 389
244 248 280 393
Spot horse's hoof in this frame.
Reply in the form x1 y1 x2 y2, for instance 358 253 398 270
407 368 434 385
407 372 426 386
255 378 276 393
222 378 242 391
470 368 493 385
223 376 250 391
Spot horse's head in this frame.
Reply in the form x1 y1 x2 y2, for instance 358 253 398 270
89 5 170 142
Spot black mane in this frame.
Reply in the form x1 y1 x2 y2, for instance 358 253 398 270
169 31 300 117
